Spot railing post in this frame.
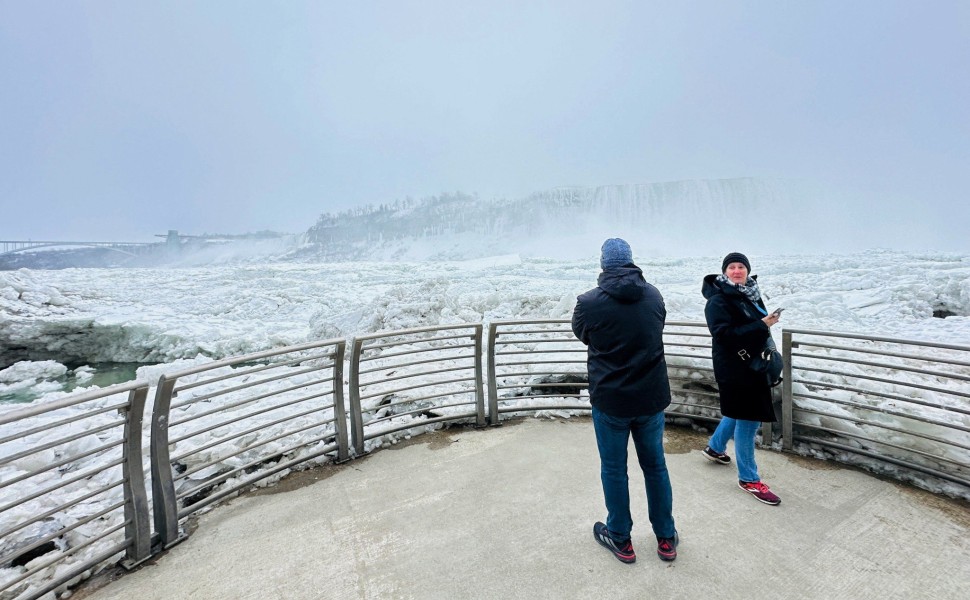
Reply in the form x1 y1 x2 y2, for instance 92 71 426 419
472 325 486 427
150 374 183 549
782 330 794 451
759 421 772 449
121 385 152 568
348 338 366 456
331 342 350 462
486 323 500 425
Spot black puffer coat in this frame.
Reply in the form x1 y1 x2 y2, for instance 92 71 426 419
702 274 777 422
572 265 671 418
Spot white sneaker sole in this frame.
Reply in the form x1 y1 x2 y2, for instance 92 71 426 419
702 450 730 465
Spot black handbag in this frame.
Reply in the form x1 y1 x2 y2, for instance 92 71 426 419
738 336 784 387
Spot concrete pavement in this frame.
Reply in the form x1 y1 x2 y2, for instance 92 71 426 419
78 418 970 599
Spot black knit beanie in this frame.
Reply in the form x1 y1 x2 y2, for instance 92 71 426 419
721 252 751 273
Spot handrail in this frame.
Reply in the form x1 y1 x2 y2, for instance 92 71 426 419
784 327 970 352
2 320 968 600
781 328 970 494
0 381 151 600
347 324 485 456
149 338 346 550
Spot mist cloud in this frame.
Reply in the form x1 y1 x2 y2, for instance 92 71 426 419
1 1 967 253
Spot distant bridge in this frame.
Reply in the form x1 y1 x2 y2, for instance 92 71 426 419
0 240 157 257
1 230 294 257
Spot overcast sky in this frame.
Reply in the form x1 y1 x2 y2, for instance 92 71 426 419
1 1 968 249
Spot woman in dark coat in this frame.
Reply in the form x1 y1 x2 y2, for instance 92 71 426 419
700 252 782 505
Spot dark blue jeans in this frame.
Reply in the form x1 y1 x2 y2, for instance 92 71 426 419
591 406 676 541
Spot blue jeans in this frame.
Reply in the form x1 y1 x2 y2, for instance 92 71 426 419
591 407 676 541
708 417 761 482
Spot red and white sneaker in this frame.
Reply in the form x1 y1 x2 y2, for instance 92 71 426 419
738 480 781 505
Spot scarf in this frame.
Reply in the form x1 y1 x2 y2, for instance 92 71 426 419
716 274 766 314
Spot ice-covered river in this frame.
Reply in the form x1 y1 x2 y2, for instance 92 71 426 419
2 250 969 403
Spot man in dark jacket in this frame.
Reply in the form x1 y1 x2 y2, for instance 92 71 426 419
572 238 678 564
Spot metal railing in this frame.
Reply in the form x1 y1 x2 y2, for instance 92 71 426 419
484 320 775 443
150 339 346 549
487 320 589 422
781 329 970 492
0 382 151 600
663 320 775 444
485 320 722 419
659 321 719 422
348 324 485 455
3 320 969 599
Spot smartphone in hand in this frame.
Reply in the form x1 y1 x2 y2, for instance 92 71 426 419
771 307 785 318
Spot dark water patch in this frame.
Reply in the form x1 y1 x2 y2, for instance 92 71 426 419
65 361 147 390
0 362 151 405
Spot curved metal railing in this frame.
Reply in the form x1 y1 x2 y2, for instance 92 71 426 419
348 324 485 456
781 329 970 495
0 381 151 600
485 320 775 439
487 319 588 421
2 320 968 600
149 339 346 549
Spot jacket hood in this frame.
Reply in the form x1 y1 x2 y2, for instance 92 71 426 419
598 265 647 303
702 273 758 300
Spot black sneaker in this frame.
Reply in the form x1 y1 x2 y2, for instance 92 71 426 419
657 531 679 562
593 522 636 563
702 446 731 464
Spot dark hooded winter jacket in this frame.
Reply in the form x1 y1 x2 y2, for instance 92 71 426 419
702 273 777 421
702 274 772 384
572 265 672 417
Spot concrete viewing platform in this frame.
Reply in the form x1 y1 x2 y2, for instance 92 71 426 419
77 418 969 600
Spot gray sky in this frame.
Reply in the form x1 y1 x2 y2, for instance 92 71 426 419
1 1 968 249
